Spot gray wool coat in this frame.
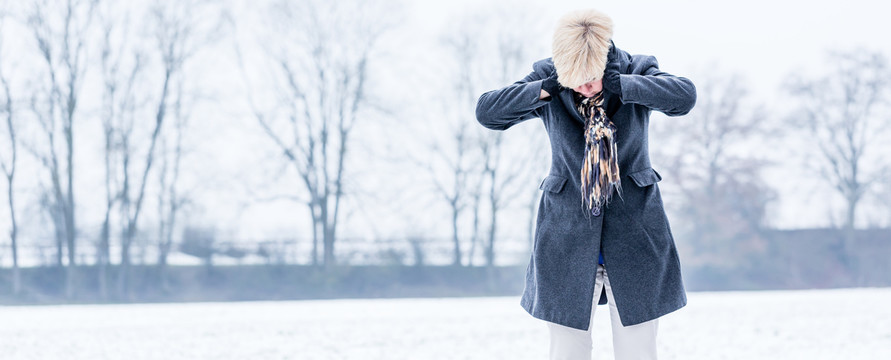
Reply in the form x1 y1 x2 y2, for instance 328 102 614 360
474 44 697 331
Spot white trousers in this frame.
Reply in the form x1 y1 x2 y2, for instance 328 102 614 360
546 264 659 360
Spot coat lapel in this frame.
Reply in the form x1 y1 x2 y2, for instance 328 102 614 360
558 89 585 126
558 88 621 127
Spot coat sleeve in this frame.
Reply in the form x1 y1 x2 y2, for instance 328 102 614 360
618 55 697 116
475 65 552 131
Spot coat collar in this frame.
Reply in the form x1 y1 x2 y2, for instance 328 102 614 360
558 87 622 126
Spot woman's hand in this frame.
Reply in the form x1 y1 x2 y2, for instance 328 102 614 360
540 72 561 100
601 39 623 96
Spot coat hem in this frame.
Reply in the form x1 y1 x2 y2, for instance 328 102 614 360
519 294 593 332
520 288 688 330
618 296 687 327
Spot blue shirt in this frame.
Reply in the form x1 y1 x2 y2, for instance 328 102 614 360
599 252 604 264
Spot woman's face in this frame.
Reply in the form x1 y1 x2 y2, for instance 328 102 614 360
573 78 603 98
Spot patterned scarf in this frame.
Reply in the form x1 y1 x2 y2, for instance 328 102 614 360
576 90 622 217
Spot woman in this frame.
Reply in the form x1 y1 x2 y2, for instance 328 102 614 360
475 8 697 360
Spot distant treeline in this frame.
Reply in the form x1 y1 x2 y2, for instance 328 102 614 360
2 227 889 305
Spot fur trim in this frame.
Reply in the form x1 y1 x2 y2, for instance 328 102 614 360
551 9 614 89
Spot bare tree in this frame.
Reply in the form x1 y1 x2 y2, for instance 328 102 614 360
32 180 65 267
783 48 891 269
875 168 891 227
25 0 98 299
116 0 213 299
156 73 192 292
236 0 397 271
652 67 778 268
444 22 489 268
430 126 475 267
0 10 22 295
392 104 474 266
437 2 548 267
477 6 547 268
95 0 144 300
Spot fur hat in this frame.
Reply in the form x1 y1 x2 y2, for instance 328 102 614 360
551 9 614 89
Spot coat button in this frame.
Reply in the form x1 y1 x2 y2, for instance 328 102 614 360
592 206 601 216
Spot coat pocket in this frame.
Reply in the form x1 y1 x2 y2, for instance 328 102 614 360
626 167 663 187
539 174 569 193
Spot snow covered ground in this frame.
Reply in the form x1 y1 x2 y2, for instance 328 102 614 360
1 287 890 359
